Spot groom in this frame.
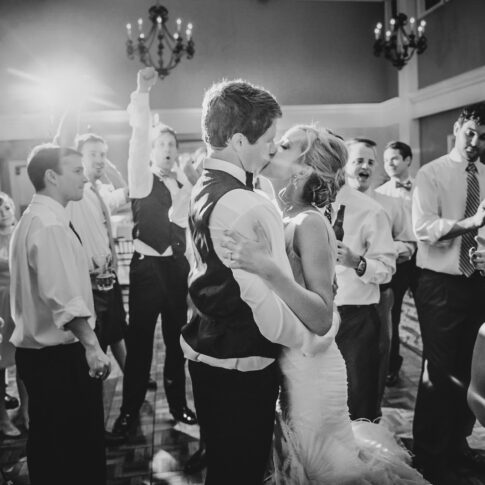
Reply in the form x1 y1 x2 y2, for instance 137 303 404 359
181 80 329 484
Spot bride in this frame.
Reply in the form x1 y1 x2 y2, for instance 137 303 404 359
221 125 427 484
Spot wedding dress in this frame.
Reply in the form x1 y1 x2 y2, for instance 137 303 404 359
271 213 428 484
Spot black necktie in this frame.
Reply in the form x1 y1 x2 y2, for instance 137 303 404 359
395 180 412 191
245 172 254 191
69 222 83 245
459 162 480 277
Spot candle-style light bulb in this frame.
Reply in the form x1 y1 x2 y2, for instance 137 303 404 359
374 28 381 40
137 18 143 33
186 28 192 40
385 30 391 41
157 16 162 31
126 23 132 40
417 25 424 37
176 18 182 33
410 17 415 25
376 22 383 30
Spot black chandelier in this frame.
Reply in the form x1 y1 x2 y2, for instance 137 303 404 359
125 1 195 79
373 13 427 70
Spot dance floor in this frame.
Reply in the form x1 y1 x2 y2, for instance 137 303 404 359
1 293 485 484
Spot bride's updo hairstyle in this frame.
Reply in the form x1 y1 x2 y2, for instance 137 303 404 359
296 126 347 208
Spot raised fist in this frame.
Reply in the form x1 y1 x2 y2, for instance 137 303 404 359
137 67 157 93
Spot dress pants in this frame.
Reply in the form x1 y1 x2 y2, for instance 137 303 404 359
122 252 189 415
189 360 279 485
388 256 419 374
336 304 381 421
16 342 106 485
413 269 485 468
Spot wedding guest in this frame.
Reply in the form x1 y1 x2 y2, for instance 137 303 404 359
112 68 196 439
412 102 485 484
68 133 129 371
376 141 418 386
10 144 111 485
0 192 28 436
345 138 414 410
333 139 395 421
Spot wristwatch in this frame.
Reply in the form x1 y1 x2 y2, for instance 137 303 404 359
355 256 367 277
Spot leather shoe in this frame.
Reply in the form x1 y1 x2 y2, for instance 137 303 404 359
4 393 19 410
170 405 197 425
385 371 400 387
147 376 157 391
184 445 207 474
111 412 137 438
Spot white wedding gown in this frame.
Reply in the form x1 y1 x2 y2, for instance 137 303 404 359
271 215 428 484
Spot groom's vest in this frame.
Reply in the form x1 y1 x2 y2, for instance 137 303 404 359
182 169 280 360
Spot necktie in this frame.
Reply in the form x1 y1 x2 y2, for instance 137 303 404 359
245 172 254 191
69 222 82 245
395 180 412 191
91 183 118 270
459 162 480 277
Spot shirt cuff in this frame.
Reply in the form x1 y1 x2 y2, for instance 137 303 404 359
359 258 393 285
53 297 92 330
415 218 456 245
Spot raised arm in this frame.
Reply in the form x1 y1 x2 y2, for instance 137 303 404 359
127 67 158 199
52 105 80 147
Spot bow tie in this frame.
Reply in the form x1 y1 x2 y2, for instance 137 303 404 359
395 180 412 191
245 172 254 191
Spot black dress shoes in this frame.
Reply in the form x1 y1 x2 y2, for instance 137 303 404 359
4 393 19 410
147 376 158 391
184 445 207 474
170 405 198 425
111 412 137 439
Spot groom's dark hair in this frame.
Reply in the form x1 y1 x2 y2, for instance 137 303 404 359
201 79 282 149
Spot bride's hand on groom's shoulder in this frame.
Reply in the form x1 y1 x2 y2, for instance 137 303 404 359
221 221 275 279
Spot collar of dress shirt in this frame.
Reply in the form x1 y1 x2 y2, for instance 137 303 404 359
203 157 247 185
150 166 179 183
449 147 466 163
31 194 70 227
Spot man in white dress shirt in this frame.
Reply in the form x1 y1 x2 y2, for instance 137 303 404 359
333 138 395 421
10 144 111 485
412 103 485 484
343 137 414 414
376 141 418 386
111 68 197 439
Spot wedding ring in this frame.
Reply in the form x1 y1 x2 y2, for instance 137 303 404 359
96 372 104 378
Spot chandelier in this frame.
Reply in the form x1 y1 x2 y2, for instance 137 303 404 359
125 1 195 79
373 13 427 70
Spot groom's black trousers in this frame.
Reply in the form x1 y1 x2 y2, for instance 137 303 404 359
189 360 279 485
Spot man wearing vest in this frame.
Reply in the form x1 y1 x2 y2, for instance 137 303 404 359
112 68 196 438
181 80 336 484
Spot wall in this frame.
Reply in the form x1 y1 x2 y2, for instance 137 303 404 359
419 107 460 165
0 0 397 116
418 0 485 89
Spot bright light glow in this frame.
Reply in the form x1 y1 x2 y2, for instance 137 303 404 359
7 66 115 112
